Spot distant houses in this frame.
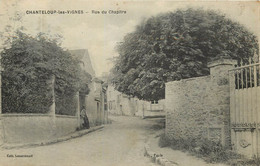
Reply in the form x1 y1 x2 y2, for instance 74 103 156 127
106 85 165 118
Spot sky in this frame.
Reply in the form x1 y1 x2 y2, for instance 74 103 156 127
0 0 259 76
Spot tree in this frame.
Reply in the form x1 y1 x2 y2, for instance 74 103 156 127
1 31 91 114
111 8 259 101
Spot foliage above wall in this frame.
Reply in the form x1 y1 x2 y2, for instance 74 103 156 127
2 31 91 114
111 8 259 101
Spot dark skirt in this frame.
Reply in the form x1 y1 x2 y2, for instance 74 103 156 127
83 116 90 129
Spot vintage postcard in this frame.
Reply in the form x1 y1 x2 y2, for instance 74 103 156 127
0 0 259 166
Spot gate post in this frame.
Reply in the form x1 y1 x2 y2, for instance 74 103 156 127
76 91 81 128
207 58 237 147
48 74 57 136
48 74 56 116
229 65 237 151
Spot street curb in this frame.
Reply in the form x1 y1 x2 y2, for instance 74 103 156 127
144 143 178 166
1 125 104 150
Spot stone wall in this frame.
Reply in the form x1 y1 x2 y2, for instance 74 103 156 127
85 80 104 126
55 115 78 138
0 114 78 144
165 59 237 147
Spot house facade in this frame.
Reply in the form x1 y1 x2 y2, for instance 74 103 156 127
107 85 165 118
70 49 108 126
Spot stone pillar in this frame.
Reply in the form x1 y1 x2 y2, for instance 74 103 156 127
207 58 237 147
49 74 56 116
48 74 56 136
228 62 237 151
75 91 81 128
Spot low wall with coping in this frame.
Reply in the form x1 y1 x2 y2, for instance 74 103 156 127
0 114 78 144
55 115 78 138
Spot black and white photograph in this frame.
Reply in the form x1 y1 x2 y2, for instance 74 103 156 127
0 0 259 166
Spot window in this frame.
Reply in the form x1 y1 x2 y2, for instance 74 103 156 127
151 100 158 104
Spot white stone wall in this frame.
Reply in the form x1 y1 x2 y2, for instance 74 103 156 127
0 114 78 144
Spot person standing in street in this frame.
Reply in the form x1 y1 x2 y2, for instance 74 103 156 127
80 106 90 129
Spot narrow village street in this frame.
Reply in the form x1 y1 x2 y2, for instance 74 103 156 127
0 116 161 166
0 1 259 166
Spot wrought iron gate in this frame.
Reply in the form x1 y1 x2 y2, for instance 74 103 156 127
229 58 260 158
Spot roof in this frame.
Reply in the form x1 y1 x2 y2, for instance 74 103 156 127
69 49 95 76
